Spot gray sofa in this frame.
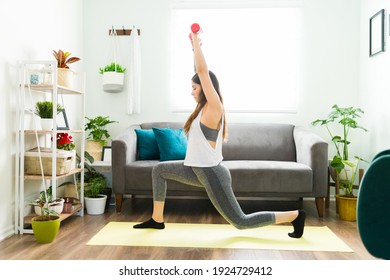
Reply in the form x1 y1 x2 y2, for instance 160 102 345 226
112 122 328 217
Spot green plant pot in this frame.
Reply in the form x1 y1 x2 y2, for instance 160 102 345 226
31 215 61 243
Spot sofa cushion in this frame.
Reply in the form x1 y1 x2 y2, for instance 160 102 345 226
223 123 296 161
222 160 313 194
152 128 188 161
135 129 160 160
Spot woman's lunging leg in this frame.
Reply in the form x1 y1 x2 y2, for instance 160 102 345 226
192 164 305 237
134 161 202 229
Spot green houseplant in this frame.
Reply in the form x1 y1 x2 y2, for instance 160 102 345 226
52 49 80 87
85 116 118 146
99 62 126 74
99 62 126 93
35 101 63 119
84 176 108 215
85 116 118 161
35 101 64 130
311 104 368 221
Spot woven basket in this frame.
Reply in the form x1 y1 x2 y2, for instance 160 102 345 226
57 68 73 88
24 147 74 176
86 140 103 161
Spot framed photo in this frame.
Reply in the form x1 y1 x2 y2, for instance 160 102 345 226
57 109 69 130
369 9 386 57
102 146 112 162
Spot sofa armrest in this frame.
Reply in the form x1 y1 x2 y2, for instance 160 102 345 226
293 126 328 197
112 124 140 195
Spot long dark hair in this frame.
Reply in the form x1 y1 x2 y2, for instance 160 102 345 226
184 71 227 141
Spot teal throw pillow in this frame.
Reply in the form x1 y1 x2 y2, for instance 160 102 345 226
135 129 160 160
152 128 188 161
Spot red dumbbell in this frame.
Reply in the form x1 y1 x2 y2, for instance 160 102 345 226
191 23 201 33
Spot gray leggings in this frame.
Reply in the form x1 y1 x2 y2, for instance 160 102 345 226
152 161 275 229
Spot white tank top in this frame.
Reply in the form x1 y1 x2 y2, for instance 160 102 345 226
184 109 224 167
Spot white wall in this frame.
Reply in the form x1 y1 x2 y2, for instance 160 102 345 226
0 0 83 240
359 0 390 162
83 0 361 142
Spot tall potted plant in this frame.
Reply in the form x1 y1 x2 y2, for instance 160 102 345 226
311 104 368 221
35 101 63 130
30 186 61 243
52 49 80 88
85 116 118 161
99 62 126 93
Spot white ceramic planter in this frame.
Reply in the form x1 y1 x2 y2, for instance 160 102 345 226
34 198 65 215
85 194 107 215
102 72 124 93
40 118 53 130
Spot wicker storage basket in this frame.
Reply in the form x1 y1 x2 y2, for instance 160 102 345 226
24 147 74 176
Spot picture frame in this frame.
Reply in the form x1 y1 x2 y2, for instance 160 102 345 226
369 9 386 57
57 109 70 130
102 146 112 162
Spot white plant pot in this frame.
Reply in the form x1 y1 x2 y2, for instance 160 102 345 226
85 194 107 215
34 198 65 215
41 118 53 130
102 72 124 93
57 68 73 88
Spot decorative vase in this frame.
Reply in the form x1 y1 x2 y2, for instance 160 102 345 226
102 72 124 93
31 215 61 243
336 194 357 221
40 118 53 130
85 194 107 215
57 68 73 88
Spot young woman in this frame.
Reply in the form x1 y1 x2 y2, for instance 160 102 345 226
134 31 306 238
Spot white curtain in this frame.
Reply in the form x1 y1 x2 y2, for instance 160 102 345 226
127 26 141 114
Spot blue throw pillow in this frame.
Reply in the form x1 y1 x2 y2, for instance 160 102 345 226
152 128 188 161
134 129 160 160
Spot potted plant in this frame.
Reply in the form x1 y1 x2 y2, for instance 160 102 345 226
84 176 108 215
84 164 112 211
99 62 126 93
30 186 61 243
35 101 63 130
52 49 80 88
311 104 368 221
32 186 65 216
85 116 118 161
56 132 76 168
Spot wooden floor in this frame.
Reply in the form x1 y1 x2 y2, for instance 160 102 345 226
0 196 377 260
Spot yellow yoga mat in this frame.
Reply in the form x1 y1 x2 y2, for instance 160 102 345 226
86 222 353 252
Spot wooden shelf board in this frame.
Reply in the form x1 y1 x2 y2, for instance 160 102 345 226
24 168 84 180
23 204 83 226
26 84 85 95
22 129 83 134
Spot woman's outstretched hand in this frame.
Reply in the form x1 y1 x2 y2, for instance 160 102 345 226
189 32 202 49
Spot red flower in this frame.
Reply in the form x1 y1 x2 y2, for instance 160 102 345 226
55 133 75 151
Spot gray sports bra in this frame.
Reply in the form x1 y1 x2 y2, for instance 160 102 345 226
200 122 219 142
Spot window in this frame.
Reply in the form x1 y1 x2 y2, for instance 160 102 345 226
170 1 303 113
